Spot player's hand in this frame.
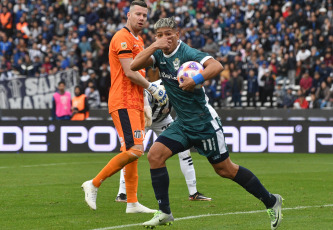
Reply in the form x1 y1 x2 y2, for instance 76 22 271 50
147 83 168 106
153 36 172 50
144 105 152 127
179 76 196 91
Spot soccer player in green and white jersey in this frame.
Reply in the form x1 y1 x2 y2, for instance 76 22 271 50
131 17 283 230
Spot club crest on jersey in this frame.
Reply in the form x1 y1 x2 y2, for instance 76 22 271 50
134 130 142 139
121 42 127 49
173 58 180 70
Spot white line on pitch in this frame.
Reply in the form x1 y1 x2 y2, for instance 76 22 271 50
91 204 333 230
0 161 105 169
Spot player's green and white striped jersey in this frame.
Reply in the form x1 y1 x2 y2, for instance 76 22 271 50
144 79 172 123
151 41 214 126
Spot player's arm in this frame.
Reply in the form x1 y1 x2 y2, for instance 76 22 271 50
143 91 152 127
130 37 171 71
179 58 224 91
120 57 168 105
120 57 150 88
146 67 160 82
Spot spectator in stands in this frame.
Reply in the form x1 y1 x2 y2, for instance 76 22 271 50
283 87 296 109
71 86 89 120
191 29 204 49
257 62 268 106
0 34 13 57
246 69 258 107
98 63 111 103
86 69 98 89
16 16 30 39
219 40 230 56
294 90 309 109
325 92 333 109
296 44 311 62
275 83 286 108
311 71 322 93
52 81 72 120
204 80 220 107
308 92 321 109
0 5 13 37
228 70 243 107
315 81 331 108
299 72 313 96
219 75 230 108
276 56 288 89
201 38 219 57
286 52 297 86
261 69 275 107
20 55 35 77
86 83 100 109
78 35 91 56
327 73 333 90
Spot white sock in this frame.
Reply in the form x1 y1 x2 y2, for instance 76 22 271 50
178 150 197 195
117 168 126 195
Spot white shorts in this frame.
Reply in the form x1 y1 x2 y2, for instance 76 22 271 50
145 115 173 136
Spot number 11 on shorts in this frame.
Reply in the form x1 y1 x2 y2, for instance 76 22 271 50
202 138 217 151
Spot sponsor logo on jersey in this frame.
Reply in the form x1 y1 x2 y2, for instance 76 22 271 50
160 72 177 81
173 58 180 70
121 42 127 49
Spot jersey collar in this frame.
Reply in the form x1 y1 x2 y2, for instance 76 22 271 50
123 26 139 40
163 40 182 58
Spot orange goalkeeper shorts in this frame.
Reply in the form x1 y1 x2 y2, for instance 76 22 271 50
111 109 145 152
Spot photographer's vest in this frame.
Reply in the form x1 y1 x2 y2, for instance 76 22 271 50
71 94 89 120
0 12 12 29
16 21 28 38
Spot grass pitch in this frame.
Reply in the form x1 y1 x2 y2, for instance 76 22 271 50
0 153 332 230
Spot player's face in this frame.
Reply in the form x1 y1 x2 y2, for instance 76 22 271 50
128 5 148 33
155 28 179 55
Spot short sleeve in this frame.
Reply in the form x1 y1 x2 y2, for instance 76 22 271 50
111 32 134 59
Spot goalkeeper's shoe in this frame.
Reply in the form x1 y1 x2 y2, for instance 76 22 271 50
189 192 212 201
115 193 127 203
142 210 174 228
81 180 98 210
126 202 157 213
267 194 284 230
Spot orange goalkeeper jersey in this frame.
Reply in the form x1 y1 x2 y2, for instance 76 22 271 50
108 27 146 113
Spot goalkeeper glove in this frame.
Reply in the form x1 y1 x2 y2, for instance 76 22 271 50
147 83 168 106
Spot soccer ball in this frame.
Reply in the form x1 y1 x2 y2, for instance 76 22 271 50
177 61 204 89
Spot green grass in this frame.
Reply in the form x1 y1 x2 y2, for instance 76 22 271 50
0 153 332 230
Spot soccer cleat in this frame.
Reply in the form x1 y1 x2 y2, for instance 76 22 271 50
142 210 174 228
81 180 98 210
115 193 127 203
189 192 212 201
267 194 284 230
126 202 157 213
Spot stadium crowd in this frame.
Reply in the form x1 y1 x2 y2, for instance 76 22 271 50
0 0 333 109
